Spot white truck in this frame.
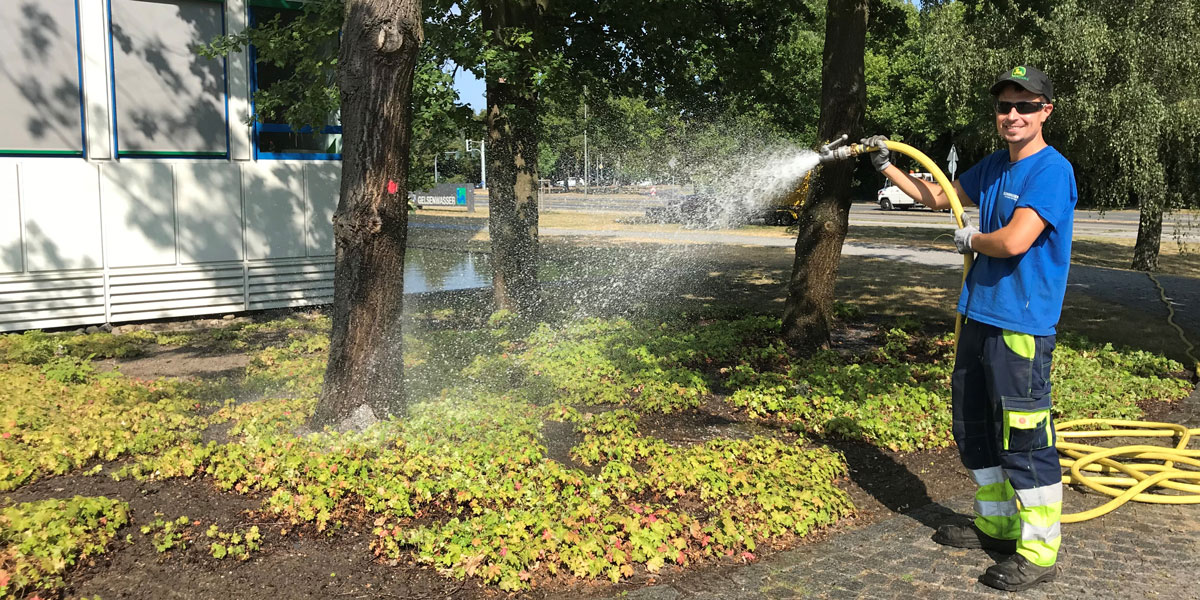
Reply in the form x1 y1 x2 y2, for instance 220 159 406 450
877 172 936 210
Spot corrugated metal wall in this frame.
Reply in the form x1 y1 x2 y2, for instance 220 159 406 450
0 0 346 332
0 160 340 332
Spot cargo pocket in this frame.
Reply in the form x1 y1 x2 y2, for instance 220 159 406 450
1001 330 1035 396
1001 395 1052 452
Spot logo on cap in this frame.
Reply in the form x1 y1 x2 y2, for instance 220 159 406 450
1012 66 1028 80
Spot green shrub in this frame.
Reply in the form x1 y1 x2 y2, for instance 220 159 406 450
0 331 58 365
206 524 262 560
0 329 156 367
40 356 98 384
832 301 864 320
140 515 191 553
0 313 1190 595
61 330 156 359
0 364 204 491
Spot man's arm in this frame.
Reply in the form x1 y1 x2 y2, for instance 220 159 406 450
966 207 1047 258
878 165 972 210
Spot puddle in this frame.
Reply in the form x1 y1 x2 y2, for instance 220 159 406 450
404 248 491 293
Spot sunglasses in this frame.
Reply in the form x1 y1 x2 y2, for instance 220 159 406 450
995 101 1048 114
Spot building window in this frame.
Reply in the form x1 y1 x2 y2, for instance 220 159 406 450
109 0 229 158
249 2 341 160
0 0 86 157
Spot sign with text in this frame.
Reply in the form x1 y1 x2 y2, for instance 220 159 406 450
411 183 475 211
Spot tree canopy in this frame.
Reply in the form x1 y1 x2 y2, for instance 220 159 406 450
919 0 1200 269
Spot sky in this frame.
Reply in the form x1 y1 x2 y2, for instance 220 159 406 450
454 66 486 113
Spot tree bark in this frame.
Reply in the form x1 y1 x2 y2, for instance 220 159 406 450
484 0 546 316
782 0 868 353
312 0 423 429
1132 197 1162 272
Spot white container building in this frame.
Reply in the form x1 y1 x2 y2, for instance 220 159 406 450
0 0 341 332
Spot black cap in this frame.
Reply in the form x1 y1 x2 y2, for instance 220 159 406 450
990 65 1053 102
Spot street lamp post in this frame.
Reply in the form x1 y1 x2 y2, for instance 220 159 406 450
466 139 486 188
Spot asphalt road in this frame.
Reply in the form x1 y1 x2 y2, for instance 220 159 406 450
475 192 1198 242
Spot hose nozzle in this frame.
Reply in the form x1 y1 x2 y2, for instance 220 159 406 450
816 134 861 164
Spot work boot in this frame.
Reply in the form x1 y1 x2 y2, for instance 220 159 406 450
931 523 1016 553
979 554 1057 591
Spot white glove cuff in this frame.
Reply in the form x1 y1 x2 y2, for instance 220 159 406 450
876 160 891 172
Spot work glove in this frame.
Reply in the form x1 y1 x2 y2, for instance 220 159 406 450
954 215 979 254
861 135 891 172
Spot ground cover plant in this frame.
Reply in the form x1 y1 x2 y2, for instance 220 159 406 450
0 496 128 598
0 309 1192 598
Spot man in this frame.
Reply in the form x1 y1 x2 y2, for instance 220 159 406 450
862 64 1076 592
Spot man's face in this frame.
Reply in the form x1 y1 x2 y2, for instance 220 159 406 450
995 86 1053 145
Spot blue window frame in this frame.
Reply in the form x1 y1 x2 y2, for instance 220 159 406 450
248 1 341 160
0 0 87 157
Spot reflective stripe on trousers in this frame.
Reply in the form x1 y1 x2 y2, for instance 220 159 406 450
970 470 1062 565
971 467 1020 540
1015 483 1062 567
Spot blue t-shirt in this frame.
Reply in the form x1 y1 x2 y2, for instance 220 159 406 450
955 146 1077 336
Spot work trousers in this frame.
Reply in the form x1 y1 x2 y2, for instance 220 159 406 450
951 318 1062 567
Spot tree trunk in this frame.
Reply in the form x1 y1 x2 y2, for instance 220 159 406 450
484 0 546 316
782 0 868 353
312 0 423 429
1131 197 1162 271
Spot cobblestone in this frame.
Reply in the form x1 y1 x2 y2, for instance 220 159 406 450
594 487 1200 600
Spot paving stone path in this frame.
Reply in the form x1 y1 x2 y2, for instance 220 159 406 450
600 491 1199 600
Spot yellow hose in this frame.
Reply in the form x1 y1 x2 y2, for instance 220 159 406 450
857 141 972 342
854 140 1200 522
1056 419 1200 522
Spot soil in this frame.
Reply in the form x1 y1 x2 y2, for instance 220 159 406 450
95 346 250 381
8 309 1197 600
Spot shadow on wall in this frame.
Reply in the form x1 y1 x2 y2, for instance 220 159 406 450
108 0 227 154
1 1 85 152
106 162 244 267
0 240 19 273
244 163 307 260
23 222 89 271
175 164 244 263
306 164 339 256
104 160 346 267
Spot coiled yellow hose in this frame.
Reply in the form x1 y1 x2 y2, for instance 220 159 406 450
854 140 1200 521
1057 419 1200 522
